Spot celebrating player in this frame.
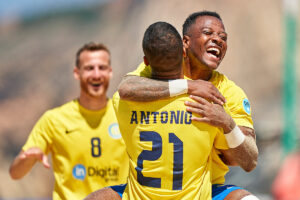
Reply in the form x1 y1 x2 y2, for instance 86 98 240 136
117 11 259 200
9 43 129 200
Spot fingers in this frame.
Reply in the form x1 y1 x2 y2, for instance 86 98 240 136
191 116 211 124
189 95 209 105
188 80 226 105
185 96 208 116
185 100 205 109
205 82 226 105
211 94 225 106
211 90 226 105
203 91 225 106
186 106 204 116
42 155 51 169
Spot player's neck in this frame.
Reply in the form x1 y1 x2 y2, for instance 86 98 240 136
78 93 107 111
190 67 212 81
184 58 212 81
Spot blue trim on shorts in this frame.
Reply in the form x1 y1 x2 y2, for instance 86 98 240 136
110 183 127 198
212 184 243 200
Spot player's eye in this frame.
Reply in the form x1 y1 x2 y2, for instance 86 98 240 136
99 65 109 70
85 66 94 71
220 35 227 41
202 29 212 35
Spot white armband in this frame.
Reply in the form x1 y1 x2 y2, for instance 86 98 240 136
168 79 188 97
225 125 245 148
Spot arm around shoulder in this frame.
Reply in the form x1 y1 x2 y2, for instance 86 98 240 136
118 75 170 101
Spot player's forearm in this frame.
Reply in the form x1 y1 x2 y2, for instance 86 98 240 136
222 127 258 172
118 75 170 101
9 152 37 179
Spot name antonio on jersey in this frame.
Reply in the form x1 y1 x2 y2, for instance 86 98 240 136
130 110 192 125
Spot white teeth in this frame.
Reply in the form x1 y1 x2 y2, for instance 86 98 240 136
207 47 220 55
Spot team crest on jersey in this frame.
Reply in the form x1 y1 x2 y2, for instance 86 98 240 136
243 98 251 115
108 123 122 139
72 164 86 180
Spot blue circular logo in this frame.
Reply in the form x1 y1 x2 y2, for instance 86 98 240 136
72 164 86 180
108 123 122 139
243 98 251 115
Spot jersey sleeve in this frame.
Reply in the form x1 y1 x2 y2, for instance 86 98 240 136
22 111 54 154
127 62 152 78
223 81 254 129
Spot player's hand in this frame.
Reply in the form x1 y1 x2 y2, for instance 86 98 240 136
187 79 226 106
20 147 50 169
185 95 235 133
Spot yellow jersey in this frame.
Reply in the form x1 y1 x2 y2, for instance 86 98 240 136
22 99 129 200
128 62 254 184
113 92 228 200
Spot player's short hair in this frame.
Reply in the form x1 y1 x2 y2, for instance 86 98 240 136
142 22 183 72
182 11 222 36
76 42 110 67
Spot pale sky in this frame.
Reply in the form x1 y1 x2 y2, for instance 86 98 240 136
0 0 112 24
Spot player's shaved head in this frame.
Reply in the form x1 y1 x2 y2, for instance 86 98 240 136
142 22 183 76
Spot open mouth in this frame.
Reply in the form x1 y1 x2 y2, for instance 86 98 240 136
91 83 102 88
206 47 221 59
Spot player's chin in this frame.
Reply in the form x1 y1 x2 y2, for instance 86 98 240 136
205 60 220 70
88 89 105 98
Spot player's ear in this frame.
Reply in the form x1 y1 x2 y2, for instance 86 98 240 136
183 35 190 49
73 66 80 80
143 56 149 66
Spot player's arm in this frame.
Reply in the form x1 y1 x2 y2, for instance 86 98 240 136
9 147 50 179
185 95 258 172
218 126 257 171
118 75 169 101
118 75 226 104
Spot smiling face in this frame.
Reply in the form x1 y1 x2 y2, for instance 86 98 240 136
74 50 112 99
184 15 227 72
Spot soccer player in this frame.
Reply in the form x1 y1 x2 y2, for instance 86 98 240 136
116 11 259 200
86 21 230 200
9 43 129 200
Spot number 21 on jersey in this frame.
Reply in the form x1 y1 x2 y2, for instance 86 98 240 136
136 131 183 190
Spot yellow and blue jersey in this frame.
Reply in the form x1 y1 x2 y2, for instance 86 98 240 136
113 92 228 199
23 99 129 200
128 62 254 185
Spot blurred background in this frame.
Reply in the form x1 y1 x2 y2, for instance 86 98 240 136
0 0 299 199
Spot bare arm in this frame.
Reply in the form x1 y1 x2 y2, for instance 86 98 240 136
118 75 225 104
185 95 258 172
219 127 258 172
118 75 170 102
9 147 50 179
